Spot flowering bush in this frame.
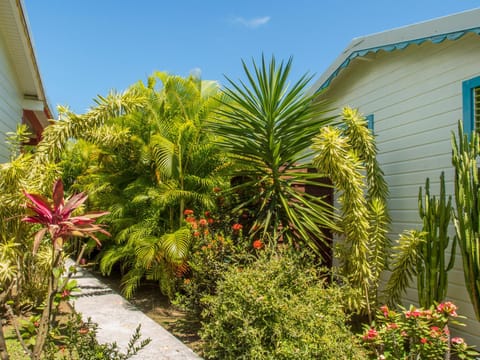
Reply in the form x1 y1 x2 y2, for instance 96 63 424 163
360 302 478 359
175 209 252 317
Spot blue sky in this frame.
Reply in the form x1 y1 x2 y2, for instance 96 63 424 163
24 1 480 115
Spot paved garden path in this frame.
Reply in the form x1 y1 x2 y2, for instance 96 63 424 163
67 259 202 359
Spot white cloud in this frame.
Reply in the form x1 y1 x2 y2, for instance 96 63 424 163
232 16 271 29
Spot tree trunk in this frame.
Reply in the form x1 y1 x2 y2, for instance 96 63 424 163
0 318 9 360
31 249 61 360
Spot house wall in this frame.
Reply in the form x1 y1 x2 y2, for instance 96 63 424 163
0 29 23 162
319 32 480 344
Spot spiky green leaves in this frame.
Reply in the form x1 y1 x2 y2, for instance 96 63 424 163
211 56 336 254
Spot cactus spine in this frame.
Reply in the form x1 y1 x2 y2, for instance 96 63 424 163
452 121 480 321
417 172 454 308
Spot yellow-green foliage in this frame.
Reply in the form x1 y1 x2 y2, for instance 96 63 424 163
312 107 390 312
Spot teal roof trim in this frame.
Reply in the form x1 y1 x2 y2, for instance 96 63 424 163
318 27 480 92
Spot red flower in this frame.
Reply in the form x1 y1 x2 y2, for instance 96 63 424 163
193 231 200 237
61 290 70 299
253 240 263 249
204 211 211 217
199 218 208 227
232 223 243 231
362 328 378 341
430 326 441 337
420 337 428 344
184 209 194 216
386 323 398 330
207 218 214 225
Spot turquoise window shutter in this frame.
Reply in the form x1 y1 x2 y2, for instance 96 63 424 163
462 76 480 135
366 114 374 133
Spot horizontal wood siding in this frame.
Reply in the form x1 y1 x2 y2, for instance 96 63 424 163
0 31 23 162
321 33 480 344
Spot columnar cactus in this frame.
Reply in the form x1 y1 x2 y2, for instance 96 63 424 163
417 172 455 308
451 121 480 321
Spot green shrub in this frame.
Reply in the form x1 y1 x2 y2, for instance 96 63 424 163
175 233 241 317
200 250 367 360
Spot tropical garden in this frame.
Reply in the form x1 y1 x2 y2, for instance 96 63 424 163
1 56 480 359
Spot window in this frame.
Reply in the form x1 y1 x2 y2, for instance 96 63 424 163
366 114 374 133
462 76 480 134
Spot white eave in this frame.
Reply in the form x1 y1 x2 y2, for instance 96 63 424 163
312 7 480 93
0 0 51 127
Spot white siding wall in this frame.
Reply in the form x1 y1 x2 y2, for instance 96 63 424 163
321 33 480 345
0 31 23 162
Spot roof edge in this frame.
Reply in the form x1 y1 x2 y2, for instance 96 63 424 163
312 8 480 94
14 0 53 119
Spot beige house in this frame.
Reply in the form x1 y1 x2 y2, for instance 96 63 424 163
0 0 51 161
312 8 480 344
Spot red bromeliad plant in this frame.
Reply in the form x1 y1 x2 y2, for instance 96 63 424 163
23 179 109 253
21 179 109 360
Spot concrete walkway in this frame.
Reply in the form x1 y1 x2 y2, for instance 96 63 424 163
67 260 202 359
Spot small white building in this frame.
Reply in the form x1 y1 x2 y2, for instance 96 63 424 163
0 0 51 161
312 8 480 344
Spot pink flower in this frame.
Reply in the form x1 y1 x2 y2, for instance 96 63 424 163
437 301 458 316
451 337 465 345
380 305 389 317
405 308 421 318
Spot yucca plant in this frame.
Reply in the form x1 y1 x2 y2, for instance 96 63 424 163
210 56 336 259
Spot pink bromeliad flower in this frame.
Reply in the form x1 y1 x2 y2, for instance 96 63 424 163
22 179 110 253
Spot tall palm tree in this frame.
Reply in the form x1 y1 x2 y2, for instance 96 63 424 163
61 72 229 297
210 56 336 259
